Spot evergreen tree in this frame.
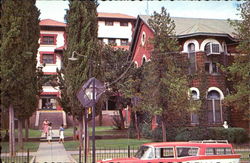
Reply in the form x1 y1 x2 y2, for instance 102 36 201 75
100 45 133 129
226 2 250 119
63 0 100 147
141 7 190 141
0 0 40 152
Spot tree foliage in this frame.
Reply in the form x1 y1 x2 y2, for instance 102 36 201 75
62 0 101 117
0 0 40 118
226 2 250 119
139 8 191 140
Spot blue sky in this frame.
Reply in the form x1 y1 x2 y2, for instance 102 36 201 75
36 1 243 23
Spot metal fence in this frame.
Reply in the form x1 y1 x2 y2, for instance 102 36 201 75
76 145 250 163
0 149 30 163
79 145 139 163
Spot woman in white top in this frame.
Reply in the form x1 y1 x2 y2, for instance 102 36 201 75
59 124 65 143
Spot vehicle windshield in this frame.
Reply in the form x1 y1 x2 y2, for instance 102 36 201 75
134 146 153 159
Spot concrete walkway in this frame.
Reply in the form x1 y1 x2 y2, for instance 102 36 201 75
34 130 76 163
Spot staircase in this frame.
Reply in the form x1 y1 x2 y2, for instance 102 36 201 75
37 111 65 129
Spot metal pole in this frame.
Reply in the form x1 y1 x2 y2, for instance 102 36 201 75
92 79 96 163
84 108 88 163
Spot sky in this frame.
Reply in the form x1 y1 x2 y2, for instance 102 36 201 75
35 0 243 23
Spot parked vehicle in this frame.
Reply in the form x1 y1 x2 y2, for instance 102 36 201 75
97 140 241 163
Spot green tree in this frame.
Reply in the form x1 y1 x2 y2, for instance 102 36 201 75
0 0 40 153
226 2 250 119
141 7 190 141
100 45 133 129
63 0 100 147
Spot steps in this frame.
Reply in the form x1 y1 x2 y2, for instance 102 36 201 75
38 111 64 129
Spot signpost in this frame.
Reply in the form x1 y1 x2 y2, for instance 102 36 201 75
77 77 105 163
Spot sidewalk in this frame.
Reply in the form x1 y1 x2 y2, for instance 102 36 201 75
34 130 76 163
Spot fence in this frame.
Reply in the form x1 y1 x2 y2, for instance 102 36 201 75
78 145 139 163
75 145 250 163
0 148 30 163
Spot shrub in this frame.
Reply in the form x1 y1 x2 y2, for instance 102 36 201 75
152 127 162 142
112 115 123 130
140 123 152 139
175 127 248 143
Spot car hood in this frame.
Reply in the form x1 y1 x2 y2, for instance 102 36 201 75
97 157 140 163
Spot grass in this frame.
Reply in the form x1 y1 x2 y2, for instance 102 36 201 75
64 138 152 151
1 128 42 138
64 126 126 137
236 151 250 161
1 142 40 152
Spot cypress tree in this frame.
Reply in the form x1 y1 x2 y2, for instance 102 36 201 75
63 0 100 148
0 0 40 152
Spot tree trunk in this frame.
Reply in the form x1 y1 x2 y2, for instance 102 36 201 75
118 108 125 129
78 117 83 148
18 118 23 150
24 118 29 141
72 115 76 140
162 119 167 142
99 108 103 126
134 112 141 140
9 104 16 156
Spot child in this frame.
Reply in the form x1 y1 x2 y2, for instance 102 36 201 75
47 122 53 144
59 124 65 143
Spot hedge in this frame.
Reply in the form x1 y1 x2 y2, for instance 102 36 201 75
150 127 249 143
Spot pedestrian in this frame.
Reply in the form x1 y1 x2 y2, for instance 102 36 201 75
59 124 65 143
47 122 53 144
42 119 49 137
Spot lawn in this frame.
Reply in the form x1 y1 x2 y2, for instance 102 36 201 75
1 142 40 152
64 138 152 151
1 128 42 138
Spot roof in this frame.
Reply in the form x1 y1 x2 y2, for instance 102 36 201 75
139 15 236 38
40 19 66 27
143 142 232 148
98 12 136 20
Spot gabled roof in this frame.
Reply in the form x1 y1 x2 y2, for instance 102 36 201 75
40 19 66 27
139 15 236 38
98 12 136 20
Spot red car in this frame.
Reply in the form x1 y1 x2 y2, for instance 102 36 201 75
97 140 241 163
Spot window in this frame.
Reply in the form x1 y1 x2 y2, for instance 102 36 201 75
205 62 218 74
135 146 154 159
42 75 58 86
207 90 222 123
120 21 128 26
188 43 196 74
40 34 57 45
105 21 113 26
41 95 57 110
120 39 128 46
205 42 220 55
141 32 146 46
42 53 56 64
155 147 174 158
108 38 116 45
206 148 232 155
177 147 199 157
190 90 199 124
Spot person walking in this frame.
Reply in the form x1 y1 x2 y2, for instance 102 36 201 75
42 119 49 137
59 124 65 143
47 122 53 144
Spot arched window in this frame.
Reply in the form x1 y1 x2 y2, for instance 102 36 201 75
188 43 196 74
190 89 199 124
207 90 223 123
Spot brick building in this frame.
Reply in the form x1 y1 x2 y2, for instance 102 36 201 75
130 15 249 131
